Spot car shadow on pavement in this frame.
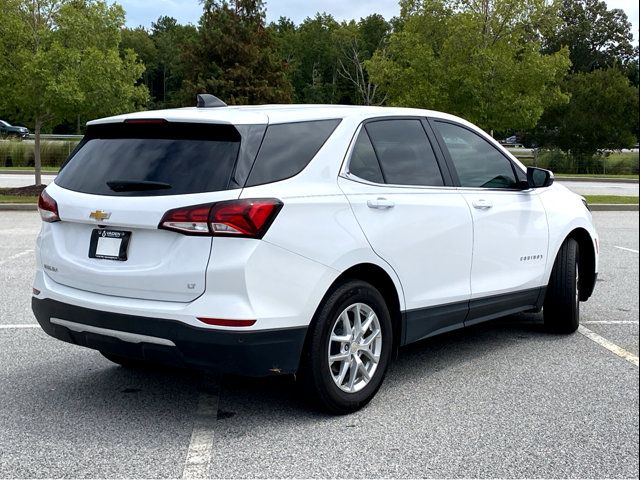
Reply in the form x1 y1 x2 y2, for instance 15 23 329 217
209 312 554 421
9 313 555 431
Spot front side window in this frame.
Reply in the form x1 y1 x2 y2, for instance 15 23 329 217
433 121 517 189
365 119 444 186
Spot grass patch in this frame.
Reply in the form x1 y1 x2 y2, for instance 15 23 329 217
584 195 639 204
0 195 39 203
0 140 78 168
0 166 59 172
555 173 638 180
0 185 46 201
522 149 639 175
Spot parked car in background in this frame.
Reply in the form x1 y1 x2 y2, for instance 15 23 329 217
0 119 29 139
32 96 599 414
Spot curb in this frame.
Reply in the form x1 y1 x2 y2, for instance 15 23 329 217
0 204 38 211
589 204 639 211
557 176 638 184
1 203 638 212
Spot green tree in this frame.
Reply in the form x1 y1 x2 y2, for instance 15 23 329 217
287 13 343 103
336 15 390 105
179 0 291 105
533 0 638 158
0 0 148 184
267 17 298 88
269 13 389 105
367 0 571 133
121 26 158 91
537 68 638 165
151 16 198 107
544 0 636 75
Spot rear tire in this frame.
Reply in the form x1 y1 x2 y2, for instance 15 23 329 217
299 280 393 414
544 238 580 333
100 351 150 369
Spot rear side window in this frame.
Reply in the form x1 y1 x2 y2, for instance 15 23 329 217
56 122 242 196
246 119 341 187
348 129 384 183
365 119 444 186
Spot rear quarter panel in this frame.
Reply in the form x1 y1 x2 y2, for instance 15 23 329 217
240 116 406 312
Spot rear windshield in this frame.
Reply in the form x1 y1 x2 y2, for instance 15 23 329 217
55 122 242 196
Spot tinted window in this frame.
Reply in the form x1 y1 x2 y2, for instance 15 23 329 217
56 122 241 196
365 120 444 186
246 119 341 187
348 129 384 183
434 122 517 189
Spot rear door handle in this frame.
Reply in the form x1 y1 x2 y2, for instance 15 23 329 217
472 199 493 210
367 198 395 210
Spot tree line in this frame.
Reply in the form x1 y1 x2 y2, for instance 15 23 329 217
1 0 638 182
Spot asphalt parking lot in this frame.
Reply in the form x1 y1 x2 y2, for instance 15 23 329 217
0 211 638 479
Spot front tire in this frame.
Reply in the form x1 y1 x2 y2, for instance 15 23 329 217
299 280 393 414
544 238 580 333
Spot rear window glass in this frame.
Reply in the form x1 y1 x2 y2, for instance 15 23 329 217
55 122 241 196
246 119 341 187
349 129 384 183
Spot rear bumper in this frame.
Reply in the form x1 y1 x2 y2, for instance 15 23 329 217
32 297 307 376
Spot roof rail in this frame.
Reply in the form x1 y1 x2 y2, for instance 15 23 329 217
196 94 227 108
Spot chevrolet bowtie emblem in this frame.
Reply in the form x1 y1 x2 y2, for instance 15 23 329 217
89 210 111 221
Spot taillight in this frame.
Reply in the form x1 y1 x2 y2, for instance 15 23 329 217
158 204 211 235
210 199 283 237
38 190 60 223
159 199 283 238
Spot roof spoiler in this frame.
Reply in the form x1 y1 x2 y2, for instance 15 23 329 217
196 94 227 108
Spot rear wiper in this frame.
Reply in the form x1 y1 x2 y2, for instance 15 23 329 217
106 180 172 192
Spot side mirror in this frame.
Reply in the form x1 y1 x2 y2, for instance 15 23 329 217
527 167 554 188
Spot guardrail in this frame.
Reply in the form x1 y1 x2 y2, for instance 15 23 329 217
28 134 83 141
506 148 535 160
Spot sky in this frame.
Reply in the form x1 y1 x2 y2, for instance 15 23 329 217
115 0 639 44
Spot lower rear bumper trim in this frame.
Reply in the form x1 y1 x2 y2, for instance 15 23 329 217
50 317 176 346
33 297 307 376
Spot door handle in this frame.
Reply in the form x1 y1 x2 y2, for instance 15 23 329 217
367 197 395 210
472 199 493 210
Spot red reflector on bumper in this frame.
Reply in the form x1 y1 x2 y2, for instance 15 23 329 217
197 317 256 327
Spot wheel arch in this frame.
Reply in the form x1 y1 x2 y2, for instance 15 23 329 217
568 228 597 301
300 262 405 366
554 227 597 301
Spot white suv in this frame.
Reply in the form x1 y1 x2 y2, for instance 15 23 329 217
33 96 598 413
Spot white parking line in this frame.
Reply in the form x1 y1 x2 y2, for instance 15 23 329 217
614 246 639 254
0 324 39 329
0 249 34 267
182 386 219 479
583 320 639 325
578 325 639 367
